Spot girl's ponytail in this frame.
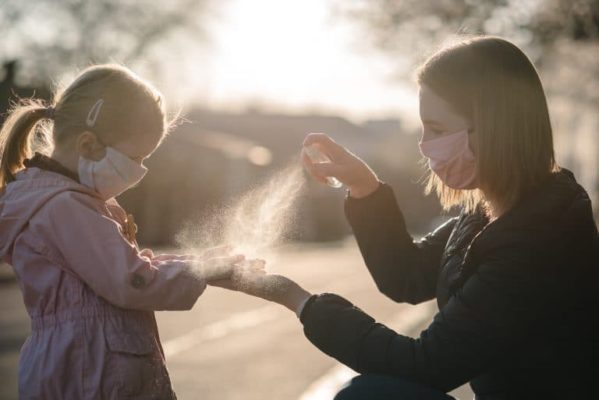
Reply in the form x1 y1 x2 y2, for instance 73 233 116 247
0 99 50 190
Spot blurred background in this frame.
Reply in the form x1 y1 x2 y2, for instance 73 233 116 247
1 0 598 399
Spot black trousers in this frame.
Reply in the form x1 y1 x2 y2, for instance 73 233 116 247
334 375 456 400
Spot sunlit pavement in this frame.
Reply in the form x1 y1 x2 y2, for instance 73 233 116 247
0 241 473 400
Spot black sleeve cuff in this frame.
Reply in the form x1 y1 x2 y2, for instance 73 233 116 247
344 183 399 220
344 181 387 211
299 294 319 323
299 293 380 372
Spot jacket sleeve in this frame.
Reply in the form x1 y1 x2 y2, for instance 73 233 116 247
37 191 207 311
301 243 553 392
345 183 457 304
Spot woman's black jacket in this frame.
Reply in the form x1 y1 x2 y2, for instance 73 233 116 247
300 169 599 399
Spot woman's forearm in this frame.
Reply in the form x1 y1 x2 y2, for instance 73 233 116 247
344 183 453 304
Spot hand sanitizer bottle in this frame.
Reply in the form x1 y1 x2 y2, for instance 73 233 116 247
304 145 343 188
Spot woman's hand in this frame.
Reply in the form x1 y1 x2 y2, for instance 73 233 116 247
198 254 246 282
302 133 380 198
209 262 312 313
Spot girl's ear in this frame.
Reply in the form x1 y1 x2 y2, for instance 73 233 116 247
76 131 106 161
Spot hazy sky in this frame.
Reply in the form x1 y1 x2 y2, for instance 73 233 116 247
183 0 419 123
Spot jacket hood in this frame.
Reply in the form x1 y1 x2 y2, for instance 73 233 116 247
0 168 100 259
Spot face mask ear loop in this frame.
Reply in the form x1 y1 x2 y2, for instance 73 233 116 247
86 99 104 128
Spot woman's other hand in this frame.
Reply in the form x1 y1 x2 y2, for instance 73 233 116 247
199 253 246 282
209 263 312 313
302 133 380 198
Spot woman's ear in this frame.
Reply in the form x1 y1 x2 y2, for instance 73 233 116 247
76 131 106 161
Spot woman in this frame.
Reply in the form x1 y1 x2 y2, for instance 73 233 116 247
212 36 599 399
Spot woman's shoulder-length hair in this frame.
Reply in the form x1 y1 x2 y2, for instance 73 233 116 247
416 36 559 213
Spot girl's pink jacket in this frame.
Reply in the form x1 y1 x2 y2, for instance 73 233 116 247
0 168 207 399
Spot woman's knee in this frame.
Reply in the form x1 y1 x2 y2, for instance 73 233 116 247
334 375 403 400
333 375 370 400
334 375 454 400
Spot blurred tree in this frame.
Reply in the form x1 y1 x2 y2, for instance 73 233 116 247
0 0 216 85
334 0 503 59
529 0 599 43
334 0 598 62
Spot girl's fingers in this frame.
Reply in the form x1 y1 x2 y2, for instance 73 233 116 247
154 254 194 261
139 248 154 259
201 245 233 260
152 253 194 262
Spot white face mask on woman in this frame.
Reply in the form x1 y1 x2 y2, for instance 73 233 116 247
78 147 148 200
419 129 478 190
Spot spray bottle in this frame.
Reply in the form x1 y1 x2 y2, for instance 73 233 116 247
304 145 343 188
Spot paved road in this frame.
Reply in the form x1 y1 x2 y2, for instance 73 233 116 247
0 241 473 399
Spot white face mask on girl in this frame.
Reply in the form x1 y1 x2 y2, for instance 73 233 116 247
78 147 148 199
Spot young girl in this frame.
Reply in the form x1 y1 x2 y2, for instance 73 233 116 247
0 64 244 399
213 36 599 399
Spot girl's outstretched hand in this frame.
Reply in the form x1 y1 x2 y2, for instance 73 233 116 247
209 261 312 313
143 245 246 283
141 245 234 263
144 251 196 263
302 133 380 198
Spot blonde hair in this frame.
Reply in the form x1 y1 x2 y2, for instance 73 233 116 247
0 64 166 190
416 36 558 213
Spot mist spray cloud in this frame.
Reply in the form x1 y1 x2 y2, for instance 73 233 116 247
177 161 306 269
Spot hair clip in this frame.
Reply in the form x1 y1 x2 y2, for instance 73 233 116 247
45 107 55 120
86 99 104 127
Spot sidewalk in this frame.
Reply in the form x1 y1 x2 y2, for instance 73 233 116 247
0 262 16 283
